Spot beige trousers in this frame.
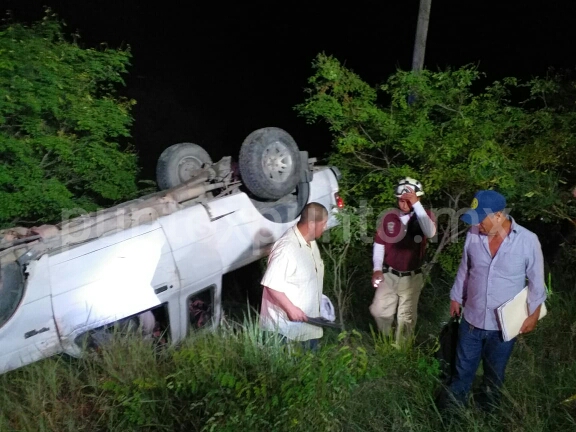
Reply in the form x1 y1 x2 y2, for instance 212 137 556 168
369 271 424 344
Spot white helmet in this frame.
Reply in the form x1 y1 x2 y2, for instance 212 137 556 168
395 177 424 197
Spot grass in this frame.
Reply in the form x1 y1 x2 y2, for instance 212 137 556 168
341 290 576 432
0 286 575 431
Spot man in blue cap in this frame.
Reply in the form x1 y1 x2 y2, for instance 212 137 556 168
447 190 547 410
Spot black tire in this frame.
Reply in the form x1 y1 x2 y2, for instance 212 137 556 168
156 143 212 190
239 127 301 200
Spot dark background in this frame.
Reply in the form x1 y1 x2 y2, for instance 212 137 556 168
4 0 576 180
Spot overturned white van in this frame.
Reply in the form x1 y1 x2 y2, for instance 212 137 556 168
0 127 342 375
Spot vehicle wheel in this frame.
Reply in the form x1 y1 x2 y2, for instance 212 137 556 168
156 143 212 190
239 127 301 200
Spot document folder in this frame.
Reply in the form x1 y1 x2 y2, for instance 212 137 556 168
497 286 547 342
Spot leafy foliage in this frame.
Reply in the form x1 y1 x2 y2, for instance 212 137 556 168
296 54 576 272
319 207 372 324
0 11 139 226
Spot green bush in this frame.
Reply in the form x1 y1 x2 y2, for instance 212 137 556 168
0 11 139 226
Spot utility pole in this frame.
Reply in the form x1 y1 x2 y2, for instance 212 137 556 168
412 0 432 72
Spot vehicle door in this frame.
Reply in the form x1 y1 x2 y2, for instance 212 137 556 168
0 256 61 375
49 223 181 351
159 205 223 336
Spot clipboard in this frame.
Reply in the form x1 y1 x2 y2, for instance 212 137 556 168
496 286 547 342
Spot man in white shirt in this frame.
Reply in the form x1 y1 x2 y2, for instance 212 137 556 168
370 177 436 344
260 202 328 349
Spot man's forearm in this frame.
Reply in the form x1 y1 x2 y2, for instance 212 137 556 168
450 233 470 303
373 243 384 271
529 304 542 319
520 303 542 334
450 258 468 304
264 287 298 315
412 201 436 238
526 237 547 315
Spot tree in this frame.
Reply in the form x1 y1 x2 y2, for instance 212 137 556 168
319 207 371 325
0 11 139 227
296 54 576 275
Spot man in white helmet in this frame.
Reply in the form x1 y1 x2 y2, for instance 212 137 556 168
369 177 436 344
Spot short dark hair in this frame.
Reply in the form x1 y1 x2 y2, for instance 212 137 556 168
299 202 328 223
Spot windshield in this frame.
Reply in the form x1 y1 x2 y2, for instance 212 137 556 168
0 262 25 328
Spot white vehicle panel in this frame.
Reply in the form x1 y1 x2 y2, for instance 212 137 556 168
159 205 223 290
169 242 222 290
49 221 163 265
309 168 340 228
50 228 168 340
0 256 61 374
19 254 52 304
0 297 60 374
158 205 214 251
207 194 290 272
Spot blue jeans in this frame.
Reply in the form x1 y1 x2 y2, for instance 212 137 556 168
448 318 516 408
298 338 319 352
264 332 319 352
281 335 319 352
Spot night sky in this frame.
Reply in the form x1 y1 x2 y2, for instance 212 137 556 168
4 0 576 180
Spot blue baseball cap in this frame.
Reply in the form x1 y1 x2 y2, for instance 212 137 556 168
461 190 507 225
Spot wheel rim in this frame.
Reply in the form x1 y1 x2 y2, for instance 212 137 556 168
261 140 293 183
178 156 204 182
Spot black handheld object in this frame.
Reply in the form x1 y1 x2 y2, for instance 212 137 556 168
306 316 343 330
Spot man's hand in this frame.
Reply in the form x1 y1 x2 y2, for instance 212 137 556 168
286 305 307 322
450 300 462 317
400 186 419 206
519 306 541 335
372 270 384 288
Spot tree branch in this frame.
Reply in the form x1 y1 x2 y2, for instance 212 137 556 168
351 150 387 171
542 207 576 228
436 103 465 119
444 190 462 208
355 124 393 168
347 169 383 194
377 148 392 169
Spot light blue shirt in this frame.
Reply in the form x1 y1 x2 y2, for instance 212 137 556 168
450 217 547 331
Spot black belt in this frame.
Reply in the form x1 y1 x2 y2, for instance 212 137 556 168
383 266 422 278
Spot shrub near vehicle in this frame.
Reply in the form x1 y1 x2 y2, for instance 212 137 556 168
0 127 342 375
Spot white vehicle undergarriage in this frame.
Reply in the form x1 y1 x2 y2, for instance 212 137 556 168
0 127 342 375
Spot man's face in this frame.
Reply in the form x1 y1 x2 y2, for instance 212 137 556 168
477 212 504 236
397 198 412 213
313 218 328 239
